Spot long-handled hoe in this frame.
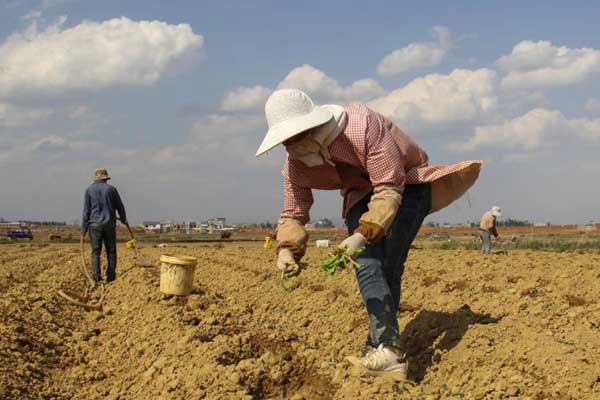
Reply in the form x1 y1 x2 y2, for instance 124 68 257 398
56 234 105 310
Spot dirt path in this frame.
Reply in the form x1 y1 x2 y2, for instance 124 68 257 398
1 242 599 399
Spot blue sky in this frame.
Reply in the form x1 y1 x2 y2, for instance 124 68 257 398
1 0 600 225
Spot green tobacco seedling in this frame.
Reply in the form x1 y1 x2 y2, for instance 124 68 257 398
280 274 299 293
320 247 365 276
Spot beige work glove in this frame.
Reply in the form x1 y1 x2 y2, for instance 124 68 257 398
277 248 300 277
276 217 309 260
356 186 402 243
338 232 368 257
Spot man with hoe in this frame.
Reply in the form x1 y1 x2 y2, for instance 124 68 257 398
81 168 128 284
479 206 502 255
255 89 482 379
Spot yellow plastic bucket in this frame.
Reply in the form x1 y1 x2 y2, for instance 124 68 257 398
159 255 197 296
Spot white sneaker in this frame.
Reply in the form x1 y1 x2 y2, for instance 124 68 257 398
360 344 407 379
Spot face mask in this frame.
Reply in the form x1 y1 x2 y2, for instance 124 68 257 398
285 136 326 167
285 135 320 156
284 105 348 167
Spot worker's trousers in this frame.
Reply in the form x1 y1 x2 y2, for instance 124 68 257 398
346 184 431 351
88 223 117 283
479 230 492 255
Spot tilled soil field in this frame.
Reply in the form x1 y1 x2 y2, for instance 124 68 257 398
1 242 600 399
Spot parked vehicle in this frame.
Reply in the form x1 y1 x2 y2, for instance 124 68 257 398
5 227 33 240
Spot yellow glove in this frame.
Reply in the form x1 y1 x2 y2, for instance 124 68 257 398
126 239 136 249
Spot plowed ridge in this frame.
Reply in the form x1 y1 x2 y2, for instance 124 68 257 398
1 243 599 399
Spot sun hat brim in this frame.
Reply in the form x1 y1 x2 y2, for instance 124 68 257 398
255 106 333 156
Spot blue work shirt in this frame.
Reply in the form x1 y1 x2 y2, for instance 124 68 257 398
81 180 127 233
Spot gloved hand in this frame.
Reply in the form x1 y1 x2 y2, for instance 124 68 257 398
338 232 368 257
277 249 300 277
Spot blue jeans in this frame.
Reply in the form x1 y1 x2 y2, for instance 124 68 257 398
346 184 431 349
88 223 117 283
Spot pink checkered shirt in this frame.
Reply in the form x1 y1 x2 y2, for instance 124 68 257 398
281 103 478 223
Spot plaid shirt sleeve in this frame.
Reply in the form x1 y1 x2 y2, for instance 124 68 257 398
364 111 406 190
281 161 314 224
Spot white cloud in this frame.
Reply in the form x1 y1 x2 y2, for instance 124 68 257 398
22 0 77 23
22 10 42 20
220 85 272 112
222 65 385 111
454 108 600 151
572 117 600 142
67 105 93 120
368 68 498 130
153 113 268 168
0 102 54 127
497 40 600 88
31 135 71 154
343 78 387 101
277 64 385 102
377 26 451 76
584 98 600 115
0 133 133 167
0 101 105 141
0 16 203 97
189 113 265 153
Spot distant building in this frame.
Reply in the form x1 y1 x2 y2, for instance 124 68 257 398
0 222 21 227
143 219 181 232
144 218 233 233
172 221 186 231
202 218 226 230
314 218 334 228
440 223 469 228
143 221 161 230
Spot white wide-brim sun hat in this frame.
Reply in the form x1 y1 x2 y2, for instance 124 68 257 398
491 206 502 217
255 89 333 156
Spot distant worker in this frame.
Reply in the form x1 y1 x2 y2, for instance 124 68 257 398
81 168 128 284
255 89 482 378
479 206 502 255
